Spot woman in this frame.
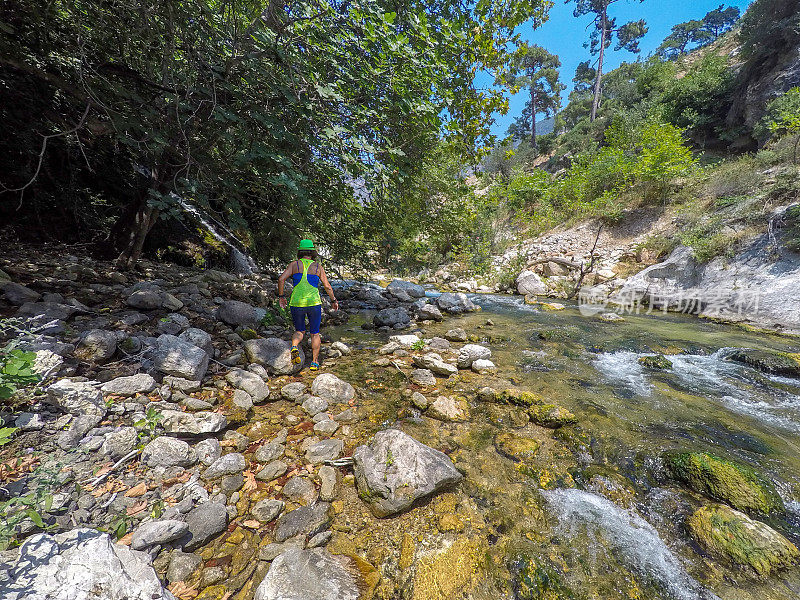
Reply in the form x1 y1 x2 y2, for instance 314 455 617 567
277 239 338 371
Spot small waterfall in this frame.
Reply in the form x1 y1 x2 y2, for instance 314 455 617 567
542 489 720 600
170 193 259 275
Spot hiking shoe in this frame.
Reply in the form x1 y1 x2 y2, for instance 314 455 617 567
291 346 301 364
309 362 320 372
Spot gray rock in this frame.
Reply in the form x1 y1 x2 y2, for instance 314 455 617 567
444 328 467 342
0 528 172 600
333 408 359 423
217 300 265 327
156 313 190 335
411 392 429 410
16 301 78 321
56 414 102 450
166 551 202 584
183 502 228 551
516 270 547 296
313 419 339 435
162 376 201 393
302 396 329 416
318 465 340 502
436 292 477 314
232 389 253 410
282 477 317 504
161 410 227 435
14 412 45 431
410 369 436 387
153 334 209 381
330 341 351 355
471 358 496 374
413 353 457 377
131 519 189 550
245 338 303 375
46 379 105 417
280 382 307 401
373 306 410 328
127 289 164 310
386 279 426 299
142 436 195 468
428 337 450 349
256 460 288 482
305 439 343 464
254 547 360 600
32 349 63 379
417 303 443 321
101 427 138 459
252 499 285 523
0 282 40 305
178 328 213 356
353 429 463 517
307 531 332 548
274 502 332 542
310 373 355 403
195 438 221 466
202 453 246 479
254 442 284 463
101 374 157 396
220 474 244 495
76 329 118 362
456 344 491 369
226 368 269 402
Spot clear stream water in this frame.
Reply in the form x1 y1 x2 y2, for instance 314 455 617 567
329 294 800 599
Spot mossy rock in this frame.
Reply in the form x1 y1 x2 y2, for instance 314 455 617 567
496 389 544 408
687 504 799 576
237 327 259 341
638 354 673 370
514 555 576 600
494 432 541 462
528 404 577 428
665 452 783 514
726 348 800 377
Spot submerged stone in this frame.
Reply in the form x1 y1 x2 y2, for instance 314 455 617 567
411 536 485 600
528 404 577 428
665 451 783 514
513 555 575 600
687 504 799 576
726 348 800 377
494 432 541 462
638 354 673 370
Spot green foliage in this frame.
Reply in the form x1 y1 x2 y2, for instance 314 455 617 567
755 88 800 142
411 339 426 351
260 306 289 328
0 338 40 401
0 427 18 447
784 205 800 253
134 406 164 444
0 459 60 550
108 512 132 541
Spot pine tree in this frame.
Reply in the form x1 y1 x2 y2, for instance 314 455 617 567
701 4 741 40
506 44 565 152
657 20 708 59
568 0 647 121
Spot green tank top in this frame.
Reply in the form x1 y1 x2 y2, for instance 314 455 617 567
289 259 322 307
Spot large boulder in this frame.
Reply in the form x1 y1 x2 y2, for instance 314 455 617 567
255 548 361 600
244 338 303 375
353 429 463 517
373 307 410 329
178 328 213 357
161 410 227 435
456 344 491 369
436 293 476 314
217 300 266 327
152 335 209 381
386 279 426 299
516 271 547 296
310 373 355 403
17 301 78 321
76 329 118 362
0 282 40 305
417 303 443 321
46 379 105 418
0 528 174 600
141 436 195 468
226 368 269 402
101 374 157 397
688 504 799 576
665 452 783 514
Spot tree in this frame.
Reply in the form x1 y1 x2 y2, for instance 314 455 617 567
657 20 709 59
0 0 554 269
701 4 741 40
506 44 565 152
568 0 648 121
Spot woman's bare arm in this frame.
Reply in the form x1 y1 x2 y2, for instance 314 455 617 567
318 266 338 309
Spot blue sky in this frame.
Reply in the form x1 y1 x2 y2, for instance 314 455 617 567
482 0 754 137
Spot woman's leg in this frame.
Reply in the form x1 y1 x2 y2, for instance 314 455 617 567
308 306 323 364
290 307 305 357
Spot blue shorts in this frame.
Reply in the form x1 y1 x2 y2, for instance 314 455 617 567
290 305 322 335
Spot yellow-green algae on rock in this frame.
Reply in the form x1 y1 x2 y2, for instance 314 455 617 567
528 404 577 428
494 432 541 462
688 504 799 576
410 537 486 600
666 451 783 514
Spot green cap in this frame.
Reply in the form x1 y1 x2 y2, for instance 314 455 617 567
298 238 315 250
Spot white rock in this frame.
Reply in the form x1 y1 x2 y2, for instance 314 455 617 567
310 374 355 403
101 374 157 396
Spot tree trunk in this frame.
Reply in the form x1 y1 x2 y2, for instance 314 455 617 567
114 165 163 270
590 11 608 122
530 87 537 153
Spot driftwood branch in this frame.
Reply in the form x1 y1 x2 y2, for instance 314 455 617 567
568 225 603 300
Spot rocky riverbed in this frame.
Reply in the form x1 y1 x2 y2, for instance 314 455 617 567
1 249 799 600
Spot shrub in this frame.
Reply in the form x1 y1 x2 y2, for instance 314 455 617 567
755 87 800 149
